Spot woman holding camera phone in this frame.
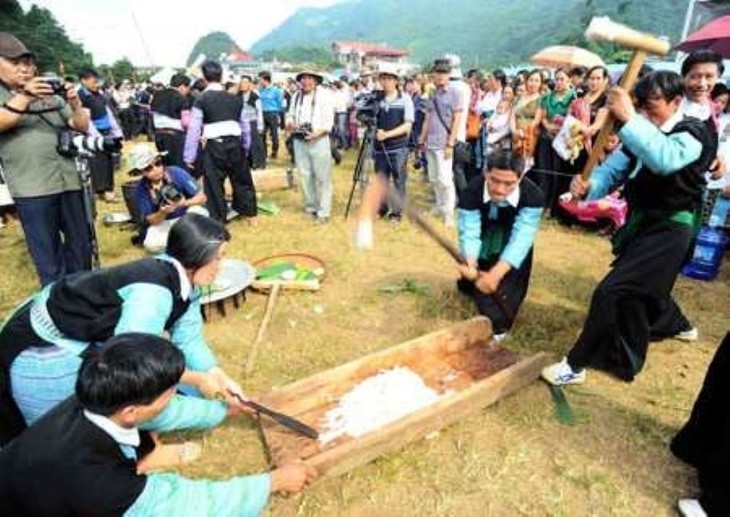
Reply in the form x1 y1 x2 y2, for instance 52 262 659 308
0 213 250 445
130 143 208 252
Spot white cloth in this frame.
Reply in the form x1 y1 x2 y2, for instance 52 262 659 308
479 89 502 115
84 410 140 447
427 149 456 224
287 86 334 133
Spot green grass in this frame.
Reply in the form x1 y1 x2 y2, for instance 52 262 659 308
0 145 728 516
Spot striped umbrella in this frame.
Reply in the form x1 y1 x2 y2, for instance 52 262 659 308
530 45 605 69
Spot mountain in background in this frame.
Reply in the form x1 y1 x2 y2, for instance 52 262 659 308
186 31 245 66
249 0 690 67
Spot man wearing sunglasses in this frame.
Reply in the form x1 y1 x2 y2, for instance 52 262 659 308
130 144 207 252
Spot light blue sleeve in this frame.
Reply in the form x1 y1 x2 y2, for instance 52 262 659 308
125 472 271 517
115 284 173 335
140 394 227 432
586 149 632 201
500 206 543 269
618 115 702 176
169 295 217 371
457 208 482 261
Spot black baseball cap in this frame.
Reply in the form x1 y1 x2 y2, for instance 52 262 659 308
0 32 35 60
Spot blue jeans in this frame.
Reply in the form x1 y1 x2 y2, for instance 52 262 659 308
374 146 409 217
14 190 92 286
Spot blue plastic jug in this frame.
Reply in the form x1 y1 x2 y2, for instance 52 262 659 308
681 227 728 281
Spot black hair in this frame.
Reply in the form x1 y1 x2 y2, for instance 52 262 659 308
191 78 207 92
711 82 729 100
492 69 507 88
201 60 222 82
586 65 609 81
166 213 230 269
258 71 272 83
78 68 99 80
487 150 524 176
569 66 588 78
76 333 185 416
681 49 725 77
525 69 543 85
466 68 483 82
170 73 191 88
633 70 685 108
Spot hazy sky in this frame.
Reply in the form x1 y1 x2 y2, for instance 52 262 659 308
18 0 338 66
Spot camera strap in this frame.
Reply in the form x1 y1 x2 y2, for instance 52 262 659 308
431 92 454 139
294 89 317 125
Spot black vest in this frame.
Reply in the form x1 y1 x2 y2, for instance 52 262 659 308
624 116 716 215
376 92 409 150
458 175 545 268
193 89 243 124
0 397 152 516
150 87 186 119
79 88 107 120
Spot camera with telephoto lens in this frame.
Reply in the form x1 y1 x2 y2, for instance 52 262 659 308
56 129 123 158
41 76 66 97
354 90 384 125
158 183 183 206
291 122 313 140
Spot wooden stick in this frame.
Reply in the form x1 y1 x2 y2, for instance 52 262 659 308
245 282 282 375
580 50 647 181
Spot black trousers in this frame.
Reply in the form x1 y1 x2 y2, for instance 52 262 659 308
457 254 533 334
202 137 257 222
567 219 693 381
154 131 186 168
262 111 280 156
671 332 730 517
248 121 267 170
89 152 114 194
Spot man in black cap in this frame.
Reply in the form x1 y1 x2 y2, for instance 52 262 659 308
0 32 92 285
78 67 123 203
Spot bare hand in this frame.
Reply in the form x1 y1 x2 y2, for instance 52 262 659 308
709 155 727 180
606 87 635 123
23 77 55 98
444 146 453 160
457 263 479 281
270 462 318 493
209 368 257 415
376 129 388 142
570 174 590 199
474 269 502 295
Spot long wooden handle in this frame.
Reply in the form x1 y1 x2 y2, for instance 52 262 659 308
580 50 647 181
245 282 281 375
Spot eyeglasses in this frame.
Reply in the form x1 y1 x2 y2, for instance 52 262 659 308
143 159 163 172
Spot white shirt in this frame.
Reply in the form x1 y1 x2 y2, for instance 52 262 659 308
479 89 503 116
451 79 471 142
84 410 140 447
287 86 334 132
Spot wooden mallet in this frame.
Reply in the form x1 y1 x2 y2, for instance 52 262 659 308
580 16 671 181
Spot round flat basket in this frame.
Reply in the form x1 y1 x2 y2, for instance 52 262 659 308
200 259 256 305
251 253 326 292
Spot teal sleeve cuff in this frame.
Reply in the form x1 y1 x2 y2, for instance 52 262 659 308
499 207 542 268
140 394 227 432
125 472 271 517
457 208 482 261
586 150 631 201
618 115 702 176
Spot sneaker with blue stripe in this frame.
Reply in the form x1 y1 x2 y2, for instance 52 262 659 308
541 357 586 386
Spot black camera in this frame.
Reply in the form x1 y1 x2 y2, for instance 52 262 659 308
56 129 123 158
291 122 313 140
159 184 183 205
354 91 384 125
42 76 66 97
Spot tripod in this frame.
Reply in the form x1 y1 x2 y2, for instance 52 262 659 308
75 154 100 269
344 122 376 219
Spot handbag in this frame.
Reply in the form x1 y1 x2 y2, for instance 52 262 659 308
432 95 471 165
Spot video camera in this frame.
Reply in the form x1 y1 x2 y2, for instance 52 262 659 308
56 129 123 158
354 90 384 125
41 76 67 97
291 122 313 140
159 183 183 205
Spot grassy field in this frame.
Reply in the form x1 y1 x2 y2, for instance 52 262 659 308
1 147 728 516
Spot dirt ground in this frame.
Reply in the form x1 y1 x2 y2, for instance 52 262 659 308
0 148 728 516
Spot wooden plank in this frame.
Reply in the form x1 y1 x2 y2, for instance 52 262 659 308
260 317 493 414
263 351 551 481
252 168 293 192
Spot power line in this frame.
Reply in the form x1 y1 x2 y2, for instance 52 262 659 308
130 10 154 67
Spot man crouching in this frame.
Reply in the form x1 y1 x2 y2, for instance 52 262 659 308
0 333 315 516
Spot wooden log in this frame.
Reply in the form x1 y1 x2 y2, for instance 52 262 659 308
252 168 293 192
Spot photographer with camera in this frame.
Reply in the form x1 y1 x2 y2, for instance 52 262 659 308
372 64 414 222
0 32 91 286
286 70 335 223
130 144 207 252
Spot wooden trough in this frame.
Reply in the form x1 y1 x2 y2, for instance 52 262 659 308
257 317 551 481
252 167 294 192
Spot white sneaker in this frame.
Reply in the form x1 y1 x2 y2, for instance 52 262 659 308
541 358 586 386
678 499 707 517
675 327 699 342
493 332 508 344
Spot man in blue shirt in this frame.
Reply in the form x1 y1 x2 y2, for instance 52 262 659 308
130 144 207 251
258 71 284 159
